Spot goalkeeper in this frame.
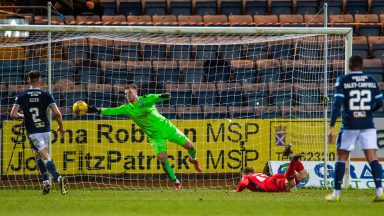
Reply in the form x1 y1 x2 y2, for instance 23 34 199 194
86 84 202 190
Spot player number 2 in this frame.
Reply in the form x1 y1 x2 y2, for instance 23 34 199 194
349 90 371 111
29 107 42 123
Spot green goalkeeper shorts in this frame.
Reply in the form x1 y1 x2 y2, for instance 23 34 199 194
148 126 188 155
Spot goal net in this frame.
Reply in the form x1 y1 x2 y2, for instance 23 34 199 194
0 25 351 190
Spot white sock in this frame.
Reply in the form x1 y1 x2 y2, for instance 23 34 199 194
57 176 62 183
376 187 383 196
175 179 180 184
333 190 340 197
43 180 50 185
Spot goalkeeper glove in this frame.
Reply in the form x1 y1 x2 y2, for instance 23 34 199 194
88 105 100 114
159 93 171 99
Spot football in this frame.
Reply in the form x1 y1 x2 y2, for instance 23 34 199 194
72 101 88 116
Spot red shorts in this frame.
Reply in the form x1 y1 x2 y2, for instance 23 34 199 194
263 174 287 192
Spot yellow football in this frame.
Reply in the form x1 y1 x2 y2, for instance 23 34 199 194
72 101 88 116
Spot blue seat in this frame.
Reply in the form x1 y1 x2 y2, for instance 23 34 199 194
153 61 179 83
297 89 320 105
170 0 192 15
246 44 269 60
296 0 318 14
369 36 384 58
66 44 90 61
206 60 231 82
244 0 267 15
218 90 242 106
0 60 23 83
256 60 281 83
220 0 242 15
271 0 293 15
346 0 368 14
119 0 142 15
195 0 217 15
372 0 384 14
323 0 343 14
270 43 295 59
24 59 48 78
88 84 113 107
195 45 218 60
219 44 243 60
158 105 177 119
180 61 205 83
102 61 128 84
247 90 269 106
90 39 115 61
364 59 383 82
63 91 87 107
230 60 256 84
143 44 167 60
203 106 228 119
352 36 369 58
229 106 255 118
99 0 117 15
52 60 76 82
117 42 140 61
170 45 192 60
144 0 167 15
127 61 153 83
78 66 100 83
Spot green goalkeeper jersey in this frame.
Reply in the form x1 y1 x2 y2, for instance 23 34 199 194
100 94 170 138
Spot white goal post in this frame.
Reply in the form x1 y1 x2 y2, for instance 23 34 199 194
0 25 352 189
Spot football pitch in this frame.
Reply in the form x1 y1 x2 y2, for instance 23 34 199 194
0 189 382 216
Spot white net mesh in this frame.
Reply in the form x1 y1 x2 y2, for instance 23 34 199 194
0 29 346 189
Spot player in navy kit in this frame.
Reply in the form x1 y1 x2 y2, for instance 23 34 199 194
326 55 384 202
10 70 68 195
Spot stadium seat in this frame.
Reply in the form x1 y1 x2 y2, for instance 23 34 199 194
61 84 87 107
118 0 142 15
115 41 140 61
153 61 180 83
217 83 242 106
24 58 48 79
193 37 218 60
372 0 384 14
352 36 369 58
87 83 113 107
297 38 322 60
143 0 167 15
354 14 381 36
143 41 167 60
192 83 217 105
254 15 279 27
152 15 178 26
331 59 344 82
0 60 23 83
99 0 117 15
269 39 296 59
58 107 73 120
270 0 293 15
100 61 128 84
269 83 295 106
168 38 192 60
165 83 192 106
176 105 204 119
203 105 228 118
52 60 76 82
112 84 126 106
157 105 177 119
244 39 269 61
280 59 300 83
230 60 256 83
228 106 255 118
323 0 343 14
243 0 268 15
170 0 193 15
326 36 345 61
242 83 269 106
255 105 280 118
228 15 253 27
77 62 101 84
89 38 115 61
329 14 355 31
279 14 304 27
64 38 90 61
127 61 153 83
346 0 368 14
179 61 205 83
306 105 326 118
126 15 152 25
7 84 29 100
219 40 243 60
177 15 203 26
295 0 318 14
205 59 231 82
363 59 383 82
101 15 127 25
219 0 242 15
194 0 218 15
303 14 324 27
256 59 280 83
294 83 320 106
75 15 102 25
368 36 384 58
280 105 306 118
203 15 229 26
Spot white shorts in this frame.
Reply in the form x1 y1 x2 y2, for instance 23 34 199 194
29 132 51 152
336 129 378 151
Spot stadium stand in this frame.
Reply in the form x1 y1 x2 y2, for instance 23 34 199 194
170 0 193 16
195 0 218 15
118 0 143 15
244 0 268 15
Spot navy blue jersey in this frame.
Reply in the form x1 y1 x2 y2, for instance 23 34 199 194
14 88 56 134
334 71 383 129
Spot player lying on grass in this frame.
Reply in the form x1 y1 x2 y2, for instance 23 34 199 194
235 146 308 192
85 83 202 190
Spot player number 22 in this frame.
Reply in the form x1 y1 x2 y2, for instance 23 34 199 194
349 89 371 111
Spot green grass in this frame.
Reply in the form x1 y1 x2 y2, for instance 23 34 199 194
0 189 382 216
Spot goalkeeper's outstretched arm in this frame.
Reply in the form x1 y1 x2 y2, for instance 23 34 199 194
87 105 129 116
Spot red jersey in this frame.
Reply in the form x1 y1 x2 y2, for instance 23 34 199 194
236 173 287 192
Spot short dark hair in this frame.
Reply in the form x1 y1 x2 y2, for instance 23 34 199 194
28 70 41 83
349 55 363 69
125 84 138 91
241 166 254 175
